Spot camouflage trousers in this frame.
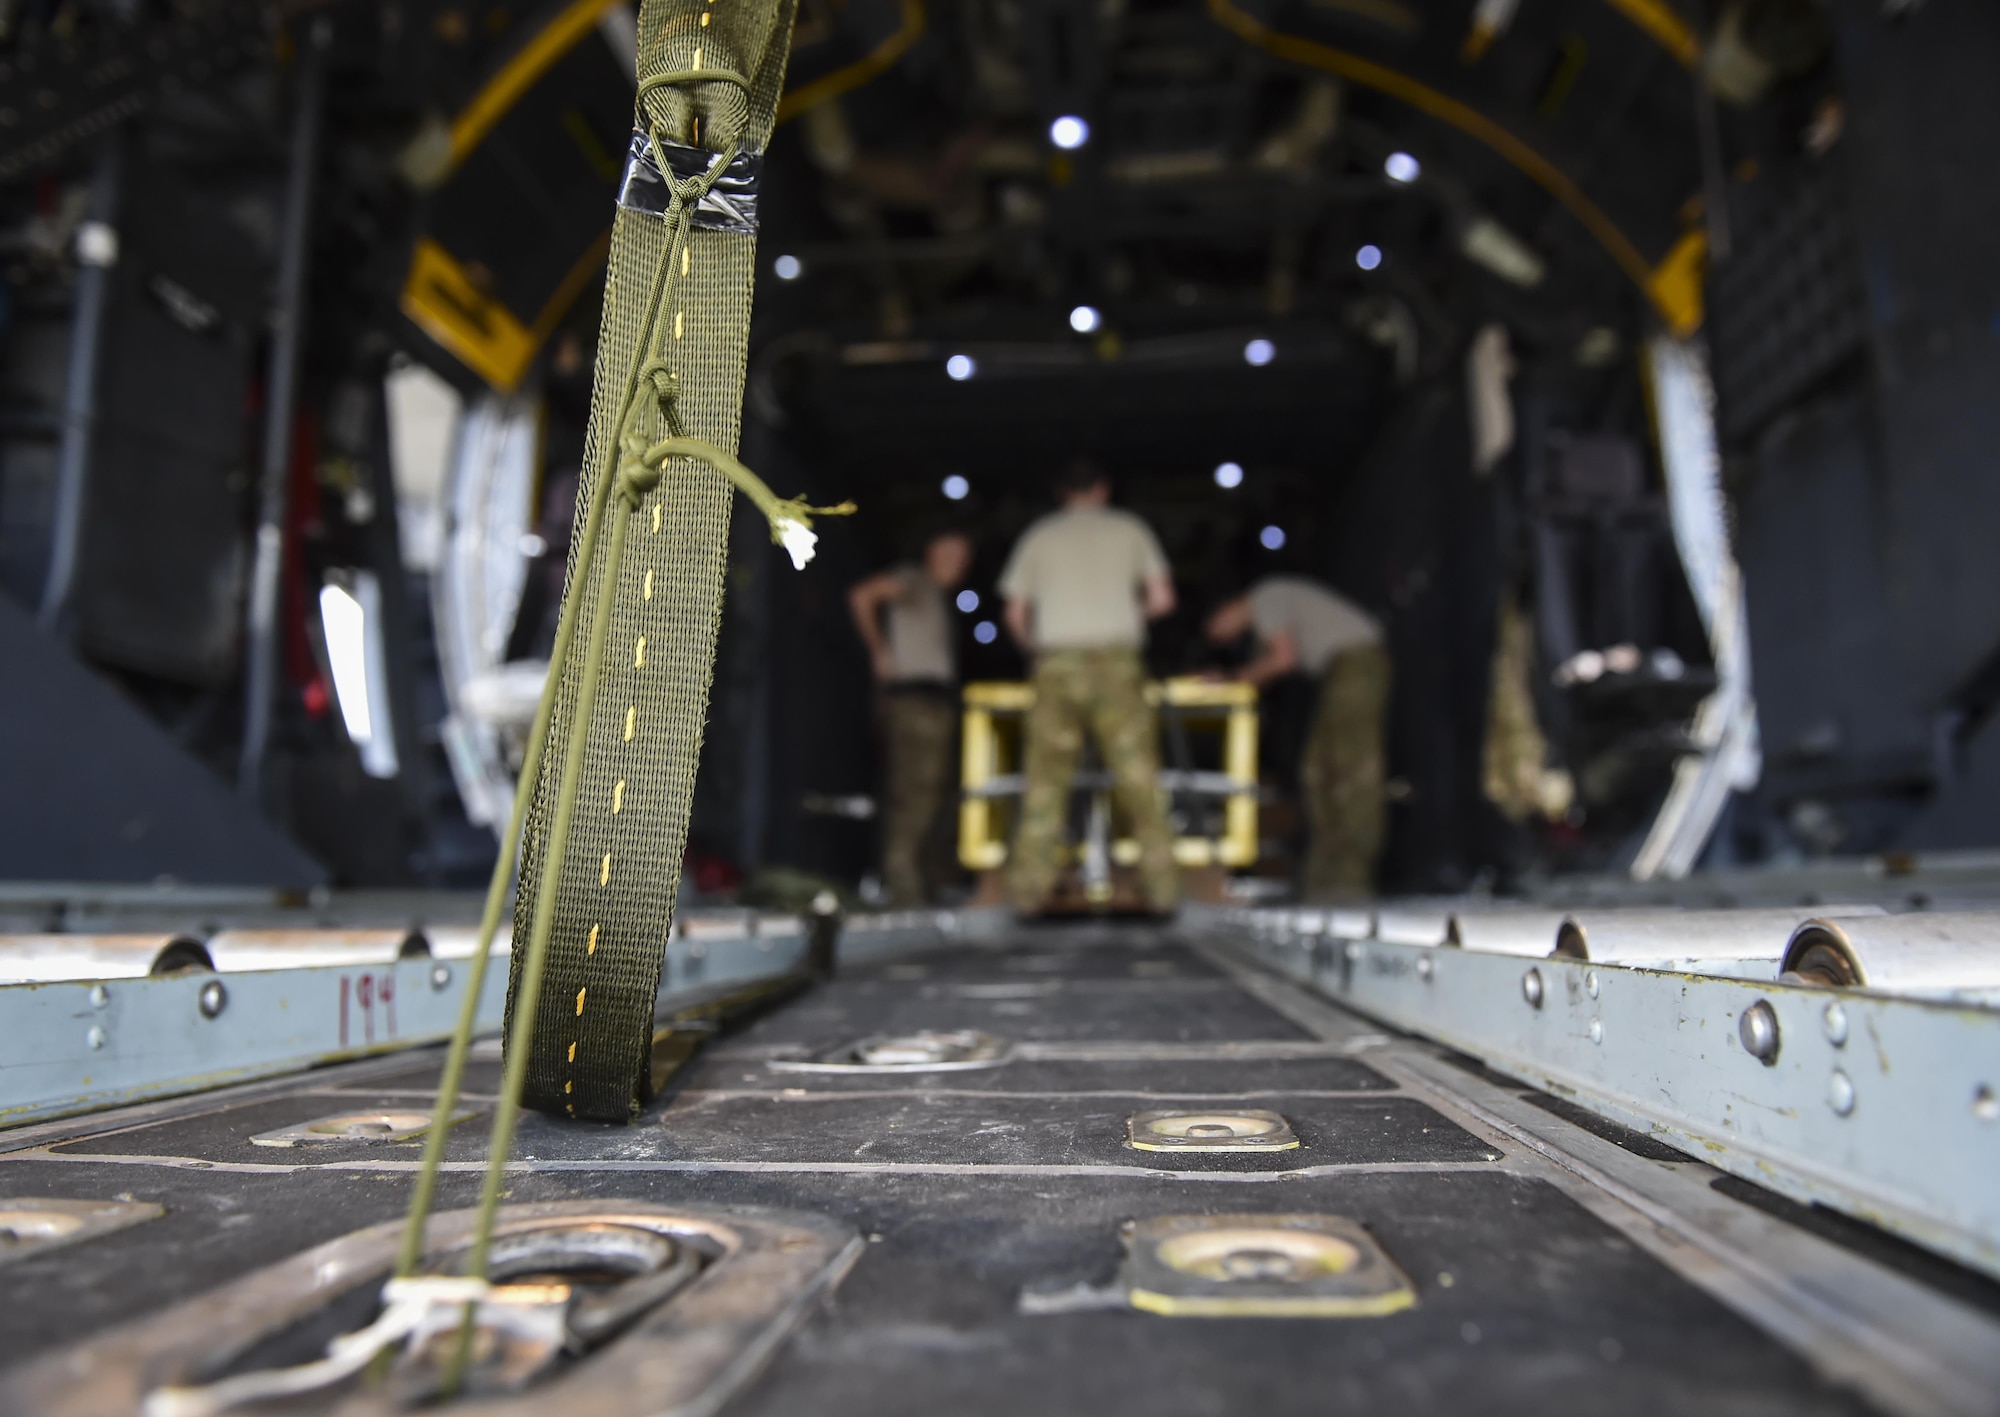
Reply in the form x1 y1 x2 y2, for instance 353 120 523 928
882 690 957 907
1009 648 1179 912
1300 644 1392 900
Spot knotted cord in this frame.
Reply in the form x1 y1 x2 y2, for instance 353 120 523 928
391 44 842 1399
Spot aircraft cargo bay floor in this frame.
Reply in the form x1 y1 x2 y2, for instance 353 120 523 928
5 924 1991 1415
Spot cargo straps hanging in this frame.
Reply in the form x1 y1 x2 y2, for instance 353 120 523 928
375 0 827 1390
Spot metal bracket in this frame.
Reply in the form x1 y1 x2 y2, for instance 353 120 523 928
1125 1109 1298 1152
0 1198 163 1267
767 1029 1012 1074
249 1108 477 1148
1119 1214 1417 1318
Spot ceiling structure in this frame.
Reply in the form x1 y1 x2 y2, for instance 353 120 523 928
28 0 1983 891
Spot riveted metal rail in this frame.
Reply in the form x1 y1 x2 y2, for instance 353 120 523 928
0 908 862 1130
1197 905 2000 1283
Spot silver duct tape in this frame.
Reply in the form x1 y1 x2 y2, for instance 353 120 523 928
616 133 761 233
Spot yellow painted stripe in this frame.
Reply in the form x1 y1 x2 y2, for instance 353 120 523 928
447 0 626 172
776 0 926 125
1647 226 1707 337
1205 0 1670 320
1126 1286 1419 1318
1602 0 1700 67
527 225 612 350
1309 0 1421 37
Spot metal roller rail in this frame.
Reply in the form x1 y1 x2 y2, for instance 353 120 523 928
1551 905 1887 976
204 929 431 971
1784 913 2000 998
0 953 509 1129
1445 909 1572 956
0 933 214 983
1207 902 2000 1282
0 911 840 1129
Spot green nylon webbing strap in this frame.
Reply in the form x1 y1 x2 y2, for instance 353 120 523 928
505 0 802 1123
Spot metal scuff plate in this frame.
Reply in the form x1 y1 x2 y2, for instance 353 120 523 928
0 1198 163 1266
1120 1213 1416 1318
249 1108 477 1147
767 1029 1012 1074
1126 1109 1299 1152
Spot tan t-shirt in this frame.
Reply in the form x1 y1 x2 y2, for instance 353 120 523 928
999 506 1170 651
885 564 954 683
1247 576 1381 675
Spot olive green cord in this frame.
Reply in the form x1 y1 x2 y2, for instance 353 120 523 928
385 60 851 1395
386 428 621 1286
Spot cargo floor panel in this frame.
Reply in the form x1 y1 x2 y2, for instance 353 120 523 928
0 1162 1870 1417
722 980 1313 1047
680 1052 1399 1095
717 1170 1878 1417
853 940 1228 983
48 1085 1483 1173
49 1091 496 1164
630 1091 1497 1170
0 921 1981 1416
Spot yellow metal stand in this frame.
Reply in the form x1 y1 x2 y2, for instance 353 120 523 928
957 677 1260 873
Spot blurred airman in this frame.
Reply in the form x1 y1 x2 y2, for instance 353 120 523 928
1207 576 1389 899
999 461 1179 915
848 530 973 905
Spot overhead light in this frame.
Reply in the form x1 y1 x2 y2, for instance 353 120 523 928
1049 115 1090 150
773 253 803 280
942 473 970 500
1213 461 1245 489
1243 338 1275 367
956 589 981 613
946 354 977 381
1575 326 1621 368
75 220 119 268
1460 216 1546 288
1069 304 1101 334
1384 152 1421 184
973 620 999 644
1260 525 1287 551
319 575 398 778
1356 244 1383 271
